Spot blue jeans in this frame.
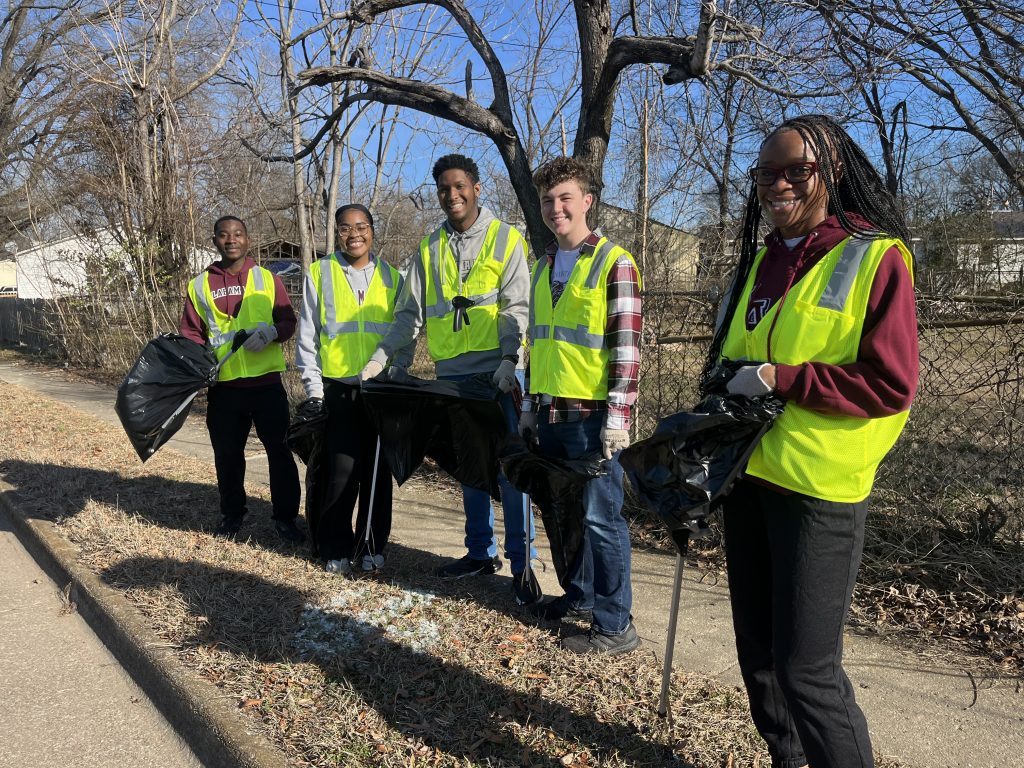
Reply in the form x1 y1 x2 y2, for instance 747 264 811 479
537 409 632 635
440 371 536 573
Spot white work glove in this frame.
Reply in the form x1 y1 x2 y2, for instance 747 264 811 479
242 325 278 352
518 411 538 444
492 359 517 393
600 424 630 460
725 364 775 398
359 359 384 381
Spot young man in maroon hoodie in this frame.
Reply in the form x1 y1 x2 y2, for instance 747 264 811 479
179 216 302 541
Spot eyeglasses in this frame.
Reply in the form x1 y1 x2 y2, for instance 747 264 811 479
337 223 371 236
748 162 819 186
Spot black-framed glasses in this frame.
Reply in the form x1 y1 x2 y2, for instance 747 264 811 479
338 223 371 235
748 162 819 186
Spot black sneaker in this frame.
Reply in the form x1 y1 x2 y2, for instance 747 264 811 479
512 568 544 606
561 622 640 655
532 594 593 623
274 519 305 543
437 555 502 579
214 515 244 538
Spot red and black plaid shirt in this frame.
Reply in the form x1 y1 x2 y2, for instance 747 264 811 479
524 231 642 430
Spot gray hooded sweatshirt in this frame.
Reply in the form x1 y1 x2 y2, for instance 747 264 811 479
370 206 530 378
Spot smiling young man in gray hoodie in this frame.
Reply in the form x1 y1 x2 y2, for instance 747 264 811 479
359 154 538 601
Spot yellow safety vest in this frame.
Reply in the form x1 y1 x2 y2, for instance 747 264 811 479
311 254 400 378
187 265 285 382
721 235 915 503
529 237 641 399
421 220 523 362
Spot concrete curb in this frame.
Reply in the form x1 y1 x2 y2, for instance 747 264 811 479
0 482 287 768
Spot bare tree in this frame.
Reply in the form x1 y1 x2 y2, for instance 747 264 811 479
813 0 1024 199
0 0 107 238
239 1 445 267
67 0 245 288
292 0 839 253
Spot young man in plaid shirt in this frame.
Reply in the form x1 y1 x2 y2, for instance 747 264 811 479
519 156 642 654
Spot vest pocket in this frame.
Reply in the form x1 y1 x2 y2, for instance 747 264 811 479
781 299 857 364
557 283 603 334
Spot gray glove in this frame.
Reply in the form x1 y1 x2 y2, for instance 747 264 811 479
725 364 774 398
242 325 278 352
600 424 630 459
492 359 517 393
359 359 384 381
518 411 538 444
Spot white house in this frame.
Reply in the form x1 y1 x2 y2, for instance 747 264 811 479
0 260 16 296
13 230 214 300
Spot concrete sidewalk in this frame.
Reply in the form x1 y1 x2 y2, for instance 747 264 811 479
1 359 1022 767
0 503 202 768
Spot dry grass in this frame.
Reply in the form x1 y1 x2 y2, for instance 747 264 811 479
0 379 797 768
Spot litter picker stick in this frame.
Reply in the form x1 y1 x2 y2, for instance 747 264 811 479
364 436 382 551
524 493 532 575
658 533 690 719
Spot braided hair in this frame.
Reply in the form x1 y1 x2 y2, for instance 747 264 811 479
700 114 909 390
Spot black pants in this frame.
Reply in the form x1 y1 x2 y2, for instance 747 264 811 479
316 381 392 561
723 480 873 768
206 383 300 522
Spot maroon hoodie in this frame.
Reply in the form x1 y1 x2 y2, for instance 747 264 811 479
742 215 918 418
179 257 297 388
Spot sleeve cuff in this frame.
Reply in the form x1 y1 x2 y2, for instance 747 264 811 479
604 404 630 431
773 363 801 398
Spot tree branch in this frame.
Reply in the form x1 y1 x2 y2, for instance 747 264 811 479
296 65 510 139
240 92 369 163
292 0 513 121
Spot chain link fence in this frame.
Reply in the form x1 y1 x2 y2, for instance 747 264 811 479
2 273 1022 662
4 281 1022 546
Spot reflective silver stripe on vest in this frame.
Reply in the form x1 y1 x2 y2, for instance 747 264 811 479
424 229 449 319
554 324 603 349
584 240 618 289
319 256 342 337
492 222 511 264
378 262 394 289
818 237 873 312
530 322 601 348
251 266 267 291
472 289 499 307
191 274 232 348
529 262 548 330
363 321 391 335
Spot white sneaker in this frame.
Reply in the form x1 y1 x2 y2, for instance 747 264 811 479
325 558 351 574
361 553 385 572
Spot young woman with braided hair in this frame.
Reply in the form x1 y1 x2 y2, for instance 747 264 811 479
711 114 918 768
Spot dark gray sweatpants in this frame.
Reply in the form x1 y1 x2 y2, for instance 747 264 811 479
723 479 873 768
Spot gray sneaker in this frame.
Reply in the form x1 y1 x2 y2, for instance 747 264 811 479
561 622 640 655
361 553 385 572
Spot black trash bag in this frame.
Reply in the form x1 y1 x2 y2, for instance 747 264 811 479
115 332 249 462
620 363 785 554
286 398 329 557
360 369 505 499
501 439 605 589
115 334 220 462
